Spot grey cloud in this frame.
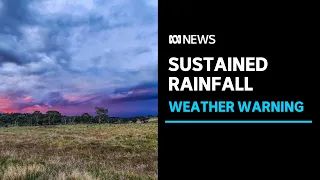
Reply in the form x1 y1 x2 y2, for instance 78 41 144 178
0 0 36 36
0 49 21 65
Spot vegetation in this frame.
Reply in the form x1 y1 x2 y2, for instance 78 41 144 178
0 107 156 127
0 107 158 179
0 123 158 180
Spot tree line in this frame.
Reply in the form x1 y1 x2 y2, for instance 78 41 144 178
0 107 156 127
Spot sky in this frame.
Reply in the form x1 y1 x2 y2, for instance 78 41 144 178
0 0 158 117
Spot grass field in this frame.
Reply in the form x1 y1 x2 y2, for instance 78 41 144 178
0 122 158 180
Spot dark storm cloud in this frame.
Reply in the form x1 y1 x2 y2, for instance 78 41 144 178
109 82 158 103
0 0 33 21
109 93 158 103
0 0 35 36
113 82 158 94
0 49 21 65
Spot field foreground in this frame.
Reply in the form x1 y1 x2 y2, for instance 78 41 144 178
0 123 157 180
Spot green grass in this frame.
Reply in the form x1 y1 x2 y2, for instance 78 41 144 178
0 123 158 180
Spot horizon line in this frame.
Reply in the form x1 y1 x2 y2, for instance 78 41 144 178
165 120 312 124
0 112 157 118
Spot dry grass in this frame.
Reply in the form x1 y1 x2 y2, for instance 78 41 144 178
0 123 158 180
2 164 45 180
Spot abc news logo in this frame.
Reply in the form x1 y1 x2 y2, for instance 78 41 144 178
169 35 216 44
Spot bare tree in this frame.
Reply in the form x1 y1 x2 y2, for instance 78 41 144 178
33 111 41 125
62 116 67 125
94 107 108 124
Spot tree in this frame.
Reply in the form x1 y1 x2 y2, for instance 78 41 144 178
94 107 108 124
46 111 62 125
33 111 42 125
16 115 25 126
62 116 67 125
81 113 91 123
132 118 138 123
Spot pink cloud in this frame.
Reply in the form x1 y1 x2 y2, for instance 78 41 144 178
63 94 100 102
22 96 33 102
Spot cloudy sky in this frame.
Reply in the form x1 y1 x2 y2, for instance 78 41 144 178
0 0 158 117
